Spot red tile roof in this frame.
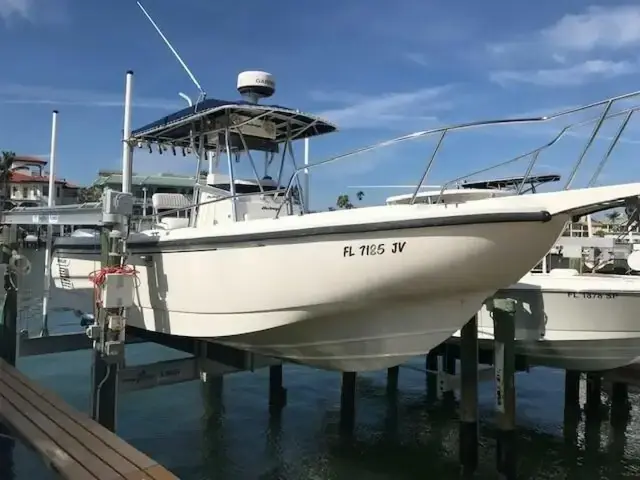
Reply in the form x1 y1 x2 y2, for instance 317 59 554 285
9 171 75 187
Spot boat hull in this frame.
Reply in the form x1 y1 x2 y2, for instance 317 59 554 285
50 212 567 371
471 273 640 371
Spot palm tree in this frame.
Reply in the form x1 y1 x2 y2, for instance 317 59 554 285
606 211 621 224
606 210 622 232
334 191 365 210
0 151 15 202
336 194 352 209
77 186 103 203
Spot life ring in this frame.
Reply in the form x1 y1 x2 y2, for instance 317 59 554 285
9 252 31 276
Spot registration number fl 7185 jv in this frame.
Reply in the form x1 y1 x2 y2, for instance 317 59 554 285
342 241 407 258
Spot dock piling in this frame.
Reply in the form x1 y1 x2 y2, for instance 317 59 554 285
0 226 18 367
426 351 438 401
459 315 479 476
585 373 602 420
610 382 629 426
386 366 399 396
340 372 356 432
564 370 581 418
492 297 517 480
90 227 123 432
0 228 15 479
268 365 287 412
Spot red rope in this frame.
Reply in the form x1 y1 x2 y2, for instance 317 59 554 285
88 265 138 307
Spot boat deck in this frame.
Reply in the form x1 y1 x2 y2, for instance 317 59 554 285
0 358 178 479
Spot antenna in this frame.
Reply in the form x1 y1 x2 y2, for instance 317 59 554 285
136 1 206 103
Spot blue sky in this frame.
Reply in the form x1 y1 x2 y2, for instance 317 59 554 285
2 1 640 209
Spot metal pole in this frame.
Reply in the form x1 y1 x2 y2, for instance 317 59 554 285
142 187 147 217
564 100 613 190
303 138 310 212
121 71 134 194
587 110 633 187
224 126 237 221
41 109 59 337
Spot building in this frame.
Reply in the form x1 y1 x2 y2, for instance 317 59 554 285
6 155 79 207
564 213 640 239
93 171 198 215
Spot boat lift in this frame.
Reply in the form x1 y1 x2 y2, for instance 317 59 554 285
0 70 286 430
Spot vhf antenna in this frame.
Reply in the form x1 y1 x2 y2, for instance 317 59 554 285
136 1 206 105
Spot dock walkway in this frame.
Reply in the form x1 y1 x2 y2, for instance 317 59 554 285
0 358 178 479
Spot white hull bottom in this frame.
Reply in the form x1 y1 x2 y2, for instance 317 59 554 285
216 292 490 372
475 337 640 372
466 273 640 371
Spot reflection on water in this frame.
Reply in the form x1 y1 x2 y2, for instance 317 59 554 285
4 249 640 478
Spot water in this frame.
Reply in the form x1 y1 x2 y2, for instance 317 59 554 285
6 251 640 479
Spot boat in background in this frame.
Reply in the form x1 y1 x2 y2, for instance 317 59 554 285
383 175 640 372
473 268 640 371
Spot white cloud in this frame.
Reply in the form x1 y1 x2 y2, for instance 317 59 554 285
541 5 640 52
490 59 638 87
489 5 640 57
0 0 68 24
0 0 31 21
486 5 640 88
0 84 182 110
403 52 430 67
312 85 454 129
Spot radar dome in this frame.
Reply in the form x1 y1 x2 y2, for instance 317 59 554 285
237 71 275 103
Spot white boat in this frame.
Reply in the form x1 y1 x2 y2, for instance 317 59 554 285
474 268 640 371
387 176 640 372
46 72 640 372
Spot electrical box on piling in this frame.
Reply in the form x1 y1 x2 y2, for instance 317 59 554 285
99 273 135 309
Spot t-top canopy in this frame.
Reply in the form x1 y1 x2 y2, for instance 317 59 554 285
130 98 337 152
460 174 561 191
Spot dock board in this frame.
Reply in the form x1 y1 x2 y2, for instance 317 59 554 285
0 359 178 479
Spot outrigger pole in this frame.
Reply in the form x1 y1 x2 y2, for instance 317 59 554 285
136 1 206 104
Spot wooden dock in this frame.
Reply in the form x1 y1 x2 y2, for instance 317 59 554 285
0 358 178 480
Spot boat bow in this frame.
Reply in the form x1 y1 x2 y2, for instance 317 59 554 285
466 183 640 218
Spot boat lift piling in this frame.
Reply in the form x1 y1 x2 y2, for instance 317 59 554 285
89 70 135 432
584 373 603 420
610 382 630 426
442 344 457 403
0 228 18 367
90 227 124 431
386 366 399 396
340 372 357 432
564 370 581 420
426 351 438 401
40 109 58 338
491 298 517 480
459 315 479 477
268 364 287 413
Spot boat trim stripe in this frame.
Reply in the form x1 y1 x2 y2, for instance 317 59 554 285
54 210 552 254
